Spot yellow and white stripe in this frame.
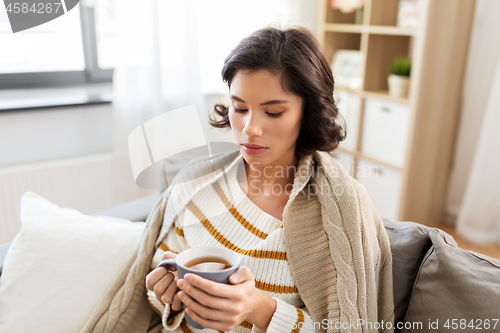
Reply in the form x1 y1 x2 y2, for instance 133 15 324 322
148 159 317 333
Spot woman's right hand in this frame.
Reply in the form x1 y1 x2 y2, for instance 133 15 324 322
146 251 183 311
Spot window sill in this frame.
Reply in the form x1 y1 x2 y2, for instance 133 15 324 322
0 83 113 112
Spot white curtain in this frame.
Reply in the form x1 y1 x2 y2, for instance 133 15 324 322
456 53 500 244
110 0 318 189
446 0 500 244
109 0 163 194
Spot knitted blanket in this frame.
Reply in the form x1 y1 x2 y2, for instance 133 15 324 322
81 150 394 333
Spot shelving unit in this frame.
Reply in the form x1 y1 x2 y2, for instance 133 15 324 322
317 0 476 224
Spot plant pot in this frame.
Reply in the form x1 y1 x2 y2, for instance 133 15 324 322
388 74 410 98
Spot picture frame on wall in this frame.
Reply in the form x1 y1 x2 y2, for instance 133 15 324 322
331 50 364 90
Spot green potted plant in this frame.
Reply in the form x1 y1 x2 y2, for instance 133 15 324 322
388 56 411 98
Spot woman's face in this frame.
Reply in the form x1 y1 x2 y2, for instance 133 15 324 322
228 69 303 169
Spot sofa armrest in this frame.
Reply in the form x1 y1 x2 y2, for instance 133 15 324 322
93 193 159 222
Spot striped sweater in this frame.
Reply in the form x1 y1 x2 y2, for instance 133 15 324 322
147 153 318 333
82 149 393 333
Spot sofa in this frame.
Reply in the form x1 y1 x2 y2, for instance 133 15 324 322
1 192 499 332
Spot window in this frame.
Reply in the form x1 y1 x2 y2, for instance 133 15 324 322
0 1 114 89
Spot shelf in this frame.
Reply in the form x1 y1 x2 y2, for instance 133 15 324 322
367 26 416 36
325 4 361 25
324 32 362 61
325 24 416 36
337 147 404 171
325 24 364 34
321 0 477 224
364 34 412 92
368 0 400 26
334 87 409 105
363 90 409 104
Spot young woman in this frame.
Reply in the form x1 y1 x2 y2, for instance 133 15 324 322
145 26 394 333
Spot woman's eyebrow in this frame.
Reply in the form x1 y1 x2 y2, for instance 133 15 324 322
230 94 289 106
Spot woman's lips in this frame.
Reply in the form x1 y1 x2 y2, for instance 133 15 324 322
242 145 268 155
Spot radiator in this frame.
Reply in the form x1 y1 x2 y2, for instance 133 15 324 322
0 153 155 244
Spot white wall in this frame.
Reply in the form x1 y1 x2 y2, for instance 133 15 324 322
0 103 156 243
0 1 321 243
0 103 114 167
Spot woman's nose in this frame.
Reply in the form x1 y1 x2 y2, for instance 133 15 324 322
242 113 263 137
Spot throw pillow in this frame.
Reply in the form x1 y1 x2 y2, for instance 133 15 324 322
0 192 145 333
402 228 500 333
383 219 431 329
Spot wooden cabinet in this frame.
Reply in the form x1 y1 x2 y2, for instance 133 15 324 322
319 0 476 224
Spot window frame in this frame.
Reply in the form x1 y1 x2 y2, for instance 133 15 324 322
0 2 113 90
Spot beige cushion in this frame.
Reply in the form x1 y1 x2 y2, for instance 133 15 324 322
0 192 145 333
402 228 500 333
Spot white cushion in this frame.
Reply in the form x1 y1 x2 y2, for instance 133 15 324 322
0 192 145 333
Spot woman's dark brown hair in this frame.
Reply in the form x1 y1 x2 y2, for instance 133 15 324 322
209 25 345 161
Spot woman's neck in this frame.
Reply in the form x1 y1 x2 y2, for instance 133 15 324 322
239 155 299 197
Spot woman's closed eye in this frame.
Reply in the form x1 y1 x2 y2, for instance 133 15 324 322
234 107 247 113
234 107 283 118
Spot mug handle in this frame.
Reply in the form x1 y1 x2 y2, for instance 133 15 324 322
157 259 177 271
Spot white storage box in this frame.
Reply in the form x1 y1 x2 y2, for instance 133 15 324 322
356 158 403 221
361 98 410 167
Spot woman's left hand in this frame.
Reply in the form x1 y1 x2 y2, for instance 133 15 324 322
176 266 276 331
